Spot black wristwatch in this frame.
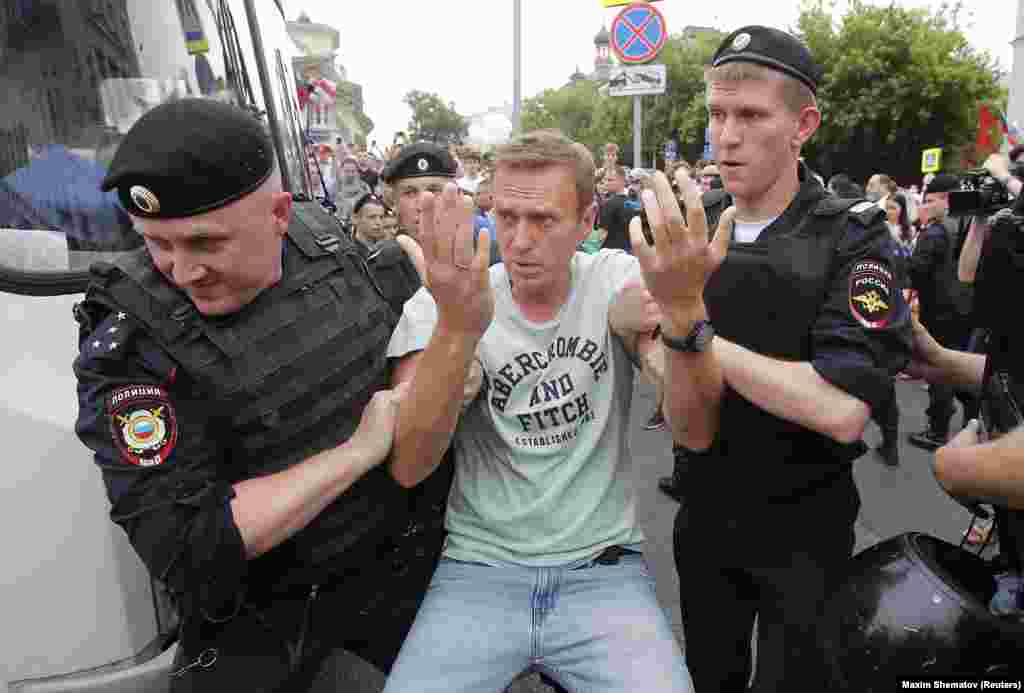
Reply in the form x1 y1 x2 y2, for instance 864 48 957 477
661 320 715 353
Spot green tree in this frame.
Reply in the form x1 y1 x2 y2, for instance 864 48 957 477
403 90 468 145
797 0 1004 183
521 80 601 143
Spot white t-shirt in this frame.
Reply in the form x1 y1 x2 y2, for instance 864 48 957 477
733 216 778 244
387 250 645 566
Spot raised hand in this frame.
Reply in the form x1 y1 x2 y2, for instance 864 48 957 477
419 182 494 339
628 171 735 326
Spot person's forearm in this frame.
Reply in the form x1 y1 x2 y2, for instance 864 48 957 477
919 346 986 392
390 325 477 487
957 219 987 283
935 426 1024 509
712 337 869 443
231 436 383 559
661 304 724 451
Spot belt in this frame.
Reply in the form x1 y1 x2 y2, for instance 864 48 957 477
573 545 641 569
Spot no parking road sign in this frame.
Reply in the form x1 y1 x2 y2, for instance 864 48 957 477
610 2 667 64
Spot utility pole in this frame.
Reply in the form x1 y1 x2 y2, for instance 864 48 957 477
513 0 522 133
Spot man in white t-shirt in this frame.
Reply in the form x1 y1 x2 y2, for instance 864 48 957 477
381 129 695 692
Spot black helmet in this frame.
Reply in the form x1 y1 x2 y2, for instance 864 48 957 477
826 532 1024 689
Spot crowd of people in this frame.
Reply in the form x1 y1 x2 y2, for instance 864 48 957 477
72 21 1023 693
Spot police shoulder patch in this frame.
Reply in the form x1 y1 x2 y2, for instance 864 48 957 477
848 259 894 329
107 385 178 467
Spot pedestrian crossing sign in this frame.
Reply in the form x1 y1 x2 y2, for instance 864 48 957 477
921 148 942 173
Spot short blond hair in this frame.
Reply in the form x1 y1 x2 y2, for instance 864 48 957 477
707 62 816 114
494 129 595 216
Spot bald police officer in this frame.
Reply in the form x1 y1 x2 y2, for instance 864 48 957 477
381 142 458 241
635 27 911 690
74 99 450 690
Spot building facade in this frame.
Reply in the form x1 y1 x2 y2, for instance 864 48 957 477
286 11 372 147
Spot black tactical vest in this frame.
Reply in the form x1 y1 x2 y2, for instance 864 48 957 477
699 189 872 505
85 202 450 588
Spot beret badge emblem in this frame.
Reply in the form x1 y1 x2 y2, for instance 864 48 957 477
417 157 429 172
130 185 160 214
732 33 751 51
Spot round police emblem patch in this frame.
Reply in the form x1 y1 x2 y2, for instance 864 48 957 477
108 385 177 467
417 157 429 172
129 185 160 214
849 260 894 329
732 33 751 51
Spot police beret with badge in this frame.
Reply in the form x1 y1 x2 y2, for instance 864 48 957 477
101 98 275 219
712 25 823 95
380 142 457 184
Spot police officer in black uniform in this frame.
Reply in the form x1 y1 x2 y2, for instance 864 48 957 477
380 142 458 241
826 200 1024 686
73 98 451 691
629 27 911 690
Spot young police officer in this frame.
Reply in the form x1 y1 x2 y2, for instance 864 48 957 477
629 28 912 690
73 99 449 690
381 142 458 240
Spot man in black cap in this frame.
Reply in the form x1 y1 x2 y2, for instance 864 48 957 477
908 172 976 449
381 142 457 240
645 26 911 690
73 98 451 690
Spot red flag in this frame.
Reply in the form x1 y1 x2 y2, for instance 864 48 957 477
976 104 1000 158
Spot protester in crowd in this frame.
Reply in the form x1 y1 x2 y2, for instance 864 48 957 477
335 156 372 225
866 173 898 207
457 148 486 194
596 164 638 253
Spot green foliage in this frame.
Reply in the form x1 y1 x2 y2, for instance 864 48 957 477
521 80 601 143
797 0 1004 181
403 90 469 145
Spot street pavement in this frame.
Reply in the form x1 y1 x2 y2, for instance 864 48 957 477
508 374 990 692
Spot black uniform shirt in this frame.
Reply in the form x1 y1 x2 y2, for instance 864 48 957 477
599 192 639 252
808 199 913 417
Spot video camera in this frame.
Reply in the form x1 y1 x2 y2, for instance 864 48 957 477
948 163 1024 217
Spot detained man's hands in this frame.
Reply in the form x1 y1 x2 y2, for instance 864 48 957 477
628 171 735 330
418 183 494 339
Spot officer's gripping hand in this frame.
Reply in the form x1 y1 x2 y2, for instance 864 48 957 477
351 383 409 464
629 171 735 320
609 276 662 336
418 183 494 340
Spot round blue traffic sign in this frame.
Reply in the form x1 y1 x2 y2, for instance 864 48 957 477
610 3 667 64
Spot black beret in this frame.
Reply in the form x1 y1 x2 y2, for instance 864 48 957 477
381 142 456 184
100 98 275 219
924 173 960 196
712 26 822 95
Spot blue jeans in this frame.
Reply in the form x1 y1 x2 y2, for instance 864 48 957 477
382 552 693 692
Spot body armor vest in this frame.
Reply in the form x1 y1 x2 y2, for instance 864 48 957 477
699 193 869 504
86 202 450 588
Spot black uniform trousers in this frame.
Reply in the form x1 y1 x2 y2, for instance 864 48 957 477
674 474 859 692
169 530 443 693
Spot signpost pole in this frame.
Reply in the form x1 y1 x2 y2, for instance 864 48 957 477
633 95 642 169
513 0 522 133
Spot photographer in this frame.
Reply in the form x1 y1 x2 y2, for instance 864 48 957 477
959 151 1024 283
